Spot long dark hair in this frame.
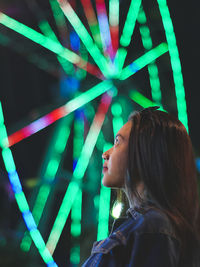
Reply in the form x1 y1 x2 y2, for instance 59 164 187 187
126 107 200 266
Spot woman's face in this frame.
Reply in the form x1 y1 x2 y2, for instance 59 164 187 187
102 121 132 188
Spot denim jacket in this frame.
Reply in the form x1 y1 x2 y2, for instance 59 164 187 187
82 206 181 267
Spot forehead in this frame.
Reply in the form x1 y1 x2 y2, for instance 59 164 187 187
117 121 132 139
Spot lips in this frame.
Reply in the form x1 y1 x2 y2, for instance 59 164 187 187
102 165 108 173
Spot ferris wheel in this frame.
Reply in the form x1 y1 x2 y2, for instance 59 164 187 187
0 0 187 265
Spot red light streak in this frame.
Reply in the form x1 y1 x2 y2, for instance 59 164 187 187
110 25 119 53
80 0 102 49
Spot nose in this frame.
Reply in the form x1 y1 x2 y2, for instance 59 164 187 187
102 150 109 160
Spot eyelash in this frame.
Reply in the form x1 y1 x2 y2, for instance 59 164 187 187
114 137 119 145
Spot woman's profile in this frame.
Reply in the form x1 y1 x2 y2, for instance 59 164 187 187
82 106 200 267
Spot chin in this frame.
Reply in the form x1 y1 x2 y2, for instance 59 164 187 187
102 175 114 187
102 175 123 188
102 178 111 187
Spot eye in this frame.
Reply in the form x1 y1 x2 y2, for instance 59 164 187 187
114 136 120 145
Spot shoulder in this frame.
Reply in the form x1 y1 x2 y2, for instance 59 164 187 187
132 207 178 239
82 208 181 266
94 207 179 252
111 207 179 242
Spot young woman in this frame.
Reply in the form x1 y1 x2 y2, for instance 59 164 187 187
82 106 200 267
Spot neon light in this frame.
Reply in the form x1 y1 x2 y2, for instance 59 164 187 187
46 93 112 254
70 190 82 264
49 0 67 33
97 143 112 241
57 0 110 78
137 7 163 108
111 102 122 117
97 102 124 240
111 102 124 139
129 90 165 111
39 19 75 75
96 0 113 57
6 80 113 147
0 102 57 266
80 0 103 50
109 0 119 52
119 43 168 80
76 43 88 80
70 111 84 265
20 115 73 252
71 193 82 237
120 0 142 47
0 12 75 63
0 12 101 78
157 0 188 131
114 0 142 73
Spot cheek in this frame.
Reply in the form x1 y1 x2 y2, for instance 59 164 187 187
112 149 127 172
103 152 128 188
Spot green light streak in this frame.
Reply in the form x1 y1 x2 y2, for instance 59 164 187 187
129 90 165 111
39 20 58 42
70 246 80 265
76 43 88 80
138 7 163 108
71 191 82 237
98 104 124 237
5 80 112 148
46 96 111 254
119 43 168 80
15 192 29 212
111 102 124 138
46 181 79 254
111 102 122 116
48 0 75 75
0 12 82 65
70 115 84 265
2 148 16 172
114 48 127 76
64 80 113 113
97 186 111 240
33 117 72 220
70 190 82 264
39 20 74 75
120 0 142 47
97 143 112 241
49 0 67 29
0 102 57 265
157 0 188 131
57 0 110 78
20 116 73 251
80 0 103 50
109 0 119 27
114 0 142 73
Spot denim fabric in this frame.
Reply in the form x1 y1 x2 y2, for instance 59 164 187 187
82 207 181 267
